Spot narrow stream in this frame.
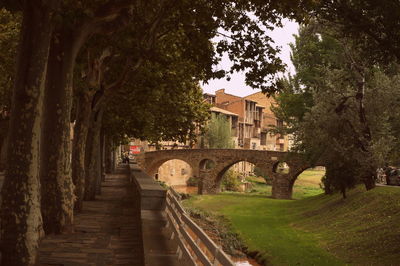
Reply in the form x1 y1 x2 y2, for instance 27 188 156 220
172 185 261 266
233 257 260 266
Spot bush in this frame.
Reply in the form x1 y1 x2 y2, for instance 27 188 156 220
157 180 169 189
185 207 245 256
320 175 333 195
186 176 199 187
254 166 272 185
222 170 241 191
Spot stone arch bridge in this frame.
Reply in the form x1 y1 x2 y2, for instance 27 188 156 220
136 149 322 199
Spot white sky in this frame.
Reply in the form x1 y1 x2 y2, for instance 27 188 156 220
202 19 299 97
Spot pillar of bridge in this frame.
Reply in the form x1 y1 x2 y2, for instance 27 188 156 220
198 169 220 194
271 174 294 199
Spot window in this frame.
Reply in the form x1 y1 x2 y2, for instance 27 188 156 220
260 132 267 145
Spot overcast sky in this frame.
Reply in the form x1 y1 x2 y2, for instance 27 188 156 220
202 19 299 97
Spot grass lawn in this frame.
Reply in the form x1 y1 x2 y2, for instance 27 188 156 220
184 170 400 265
293 169 325 199
246 169 325 199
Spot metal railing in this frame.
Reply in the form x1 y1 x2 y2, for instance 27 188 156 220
165 188 235 266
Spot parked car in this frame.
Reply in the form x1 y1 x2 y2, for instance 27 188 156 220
386 168 400 186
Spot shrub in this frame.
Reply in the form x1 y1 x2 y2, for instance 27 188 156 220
157 180 169 189
254 166 272 185
222 170 241 191
186 176 198 187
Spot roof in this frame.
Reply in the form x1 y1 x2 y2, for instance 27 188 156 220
210 106 239 117
244 91 264 98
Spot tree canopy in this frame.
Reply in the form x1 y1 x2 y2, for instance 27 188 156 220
203 113 235 149
273 21 400 197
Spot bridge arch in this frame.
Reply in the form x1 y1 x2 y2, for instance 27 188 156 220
289 166 326 198
215 158 274 188
155 159 194 187
272 161 291 174
199 158 216 170
138 149 321 199
146 157 195 180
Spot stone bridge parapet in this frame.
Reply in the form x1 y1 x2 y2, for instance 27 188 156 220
136 149 322 199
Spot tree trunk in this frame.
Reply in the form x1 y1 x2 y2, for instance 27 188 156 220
363 168 376 190
112 147 117 172
71 92 93 211
100 129 106 182
104 135 113 174
95 128 102 195
1 1 60 264
341 186 347 199
84 109 104 200
40 27 77 235
356 78 376 191
0 121 9 171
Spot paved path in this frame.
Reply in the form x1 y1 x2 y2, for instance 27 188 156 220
38 166 144 266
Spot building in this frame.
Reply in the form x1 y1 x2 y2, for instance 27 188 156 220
212 89 289 151
244 91 290 151
128 88 290 185
202 89 290 177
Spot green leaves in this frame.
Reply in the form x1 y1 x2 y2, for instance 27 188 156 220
0 8 20 111
203 113 234 149
273 20 400 195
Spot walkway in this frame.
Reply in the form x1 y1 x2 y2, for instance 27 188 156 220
38 166 144 266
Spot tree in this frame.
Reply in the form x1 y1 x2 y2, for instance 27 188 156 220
102 62 211 146
203 114 234 149
0 1 61 264
309 0 400 63
0 0 316 262
273 21 400 197
39 0 296 234
39 1 147 234
0 9 20 170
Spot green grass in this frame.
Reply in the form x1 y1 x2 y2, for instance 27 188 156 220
183 183 400 265
292 169 325 199
246 169 325 199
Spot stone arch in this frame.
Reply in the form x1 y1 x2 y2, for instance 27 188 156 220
147 157 195 180
138 149 321 199
290 165 326 195
156 159 194 186
272 161 291 174
271 164 325 199
212 158 275 191
199 158 216 170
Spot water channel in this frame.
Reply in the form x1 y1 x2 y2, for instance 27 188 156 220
172 185 261 266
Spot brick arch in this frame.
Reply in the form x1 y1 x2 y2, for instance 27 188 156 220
289 164 326 189
199 158 216 169
144 156 196 179
214 158 275 184
137 149 323 199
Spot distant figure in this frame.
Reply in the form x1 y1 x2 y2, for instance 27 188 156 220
376 168 385 183
122 152 129 164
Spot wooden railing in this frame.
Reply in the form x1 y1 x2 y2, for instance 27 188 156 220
165 188 235 266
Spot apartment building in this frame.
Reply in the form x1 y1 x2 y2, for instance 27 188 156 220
211 89 289 151
244 91 289 151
